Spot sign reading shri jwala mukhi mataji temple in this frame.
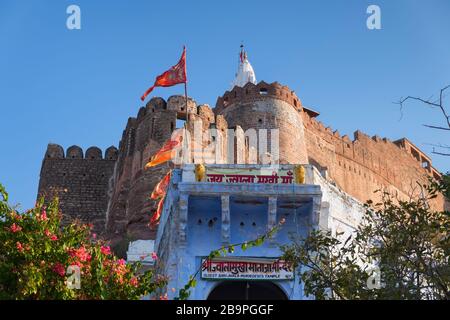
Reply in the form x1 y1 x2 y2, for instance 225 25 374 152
153 164 366 300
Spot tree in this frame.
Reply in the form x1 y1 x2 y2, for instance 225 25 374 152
281 177 450 300
0 184 167 300
398 85 450 156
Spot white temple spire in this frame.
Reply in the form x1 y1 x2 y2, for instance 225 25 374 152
231 45 257 88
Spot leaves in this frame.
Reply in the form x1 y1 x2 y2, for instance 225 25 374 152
280 179 450 300
0 186 167 300
176 220 285 300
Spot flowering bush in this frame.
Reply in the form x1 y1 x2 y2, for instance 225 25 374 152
0 184 167 300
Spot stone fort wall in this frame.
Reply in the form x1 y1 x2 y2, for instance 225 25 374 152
37 80 446 244
103 95 229 244
303 112 443 207
214 81 445 210
37 144 118 234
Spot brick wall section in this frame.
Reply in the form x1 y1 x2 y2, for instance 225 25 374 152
215 81 308 164
302 106 445 209
105 98 177 242
37 80 446 245
215 81 445 210
37 144 117 234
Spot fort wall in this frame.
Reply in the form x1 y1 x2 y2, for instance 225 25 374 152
302 108 444 208
37 80 446 245
37 144 117 234
215 81 308 164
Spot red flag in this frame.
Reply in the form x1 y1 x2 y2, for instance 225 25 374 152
141 47 187 101
150 171 171 200
150 196 165 225
144 129 183 169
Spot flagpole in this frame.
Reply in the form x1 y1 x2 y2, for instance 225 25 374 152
184 82 188 125
183 46 189 166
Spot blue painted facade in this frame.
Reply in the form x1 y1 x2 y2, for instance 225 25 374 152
155 164 323 300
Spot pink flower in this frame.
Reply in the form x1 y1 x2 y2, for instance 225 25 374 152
52 263 66 277
117 258 126 266
16 241 24 252
101 246 111 255
40 209 48 221
92 233 97 239
151 252 158 260
10 223 22 233
68 246 91 262
130 277 139 287
44 229 58 240
159 293 168 300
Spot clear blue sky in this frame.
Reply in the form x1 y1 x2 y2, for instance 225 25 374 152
1 0 449 209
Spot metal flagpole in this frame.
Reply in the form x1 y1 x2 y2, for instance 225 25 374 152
183 46 190 165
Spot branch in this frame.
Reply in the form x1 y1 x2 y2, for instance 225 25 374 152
396 85 450 129
432 151 450 157
422 124 450 131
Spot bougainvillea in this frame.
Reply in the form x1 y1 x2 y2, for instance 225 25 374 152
0 184 167 300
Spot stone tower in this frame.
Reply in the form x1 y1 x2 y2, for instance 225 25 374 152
215 48 308 164
215 81 308 164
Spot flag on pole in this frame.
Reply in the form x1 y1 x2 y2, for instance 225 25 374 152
141 47 187 101
144 129 183 169
150 197 165 225
150 171 171 200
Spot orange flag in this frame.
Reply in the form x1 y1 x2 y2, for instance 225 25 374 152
141 47 187 101
150 171 171 200
150 197 165 225
144 129 183 169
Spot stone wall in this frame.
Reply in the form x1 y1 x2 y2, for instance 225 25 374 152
37 80 446 244
215 81 308 164
37 144 117 234
105 95 220 244
302 111 445 209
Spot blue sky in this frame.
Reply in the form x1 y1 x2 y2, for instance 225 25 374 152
0 0 449 209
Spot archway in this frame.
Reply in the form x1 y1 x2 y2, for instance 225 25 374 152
207 281 288 300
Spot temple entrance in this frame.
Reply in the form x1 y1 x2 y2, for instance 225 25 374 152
207 281 288 300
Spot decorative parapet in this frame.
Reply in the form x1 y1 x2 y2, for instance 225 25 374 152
215 81 303 114
44 143 118 161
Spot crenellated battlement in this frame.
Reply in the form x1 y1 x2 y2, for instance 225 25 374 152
39 144 118 235
215 81 302 114
45 144 118 161
37 80 447 241
301 111 442 205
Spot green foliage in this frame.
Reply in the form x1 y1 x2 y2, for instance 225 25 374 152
0 184 167 300
281 179 450 300
176 219 286 300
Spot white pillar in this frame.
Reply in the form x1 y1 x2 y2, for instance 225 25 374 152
221 195 230 245
268 196 277 244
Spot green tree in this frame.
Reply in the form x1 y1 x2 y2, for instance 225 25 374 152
281 177 449 300
0 184 167 300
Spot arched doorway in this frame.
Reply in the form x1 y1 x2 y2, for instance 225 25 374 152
207 281 288 300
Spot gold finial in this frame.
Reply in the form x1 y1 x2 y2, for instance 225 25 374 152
294 165 305 184
195 164 206 182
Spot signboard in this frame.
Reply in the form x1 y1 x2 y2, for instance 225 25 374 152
205 167 295 185
201 257 294 281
